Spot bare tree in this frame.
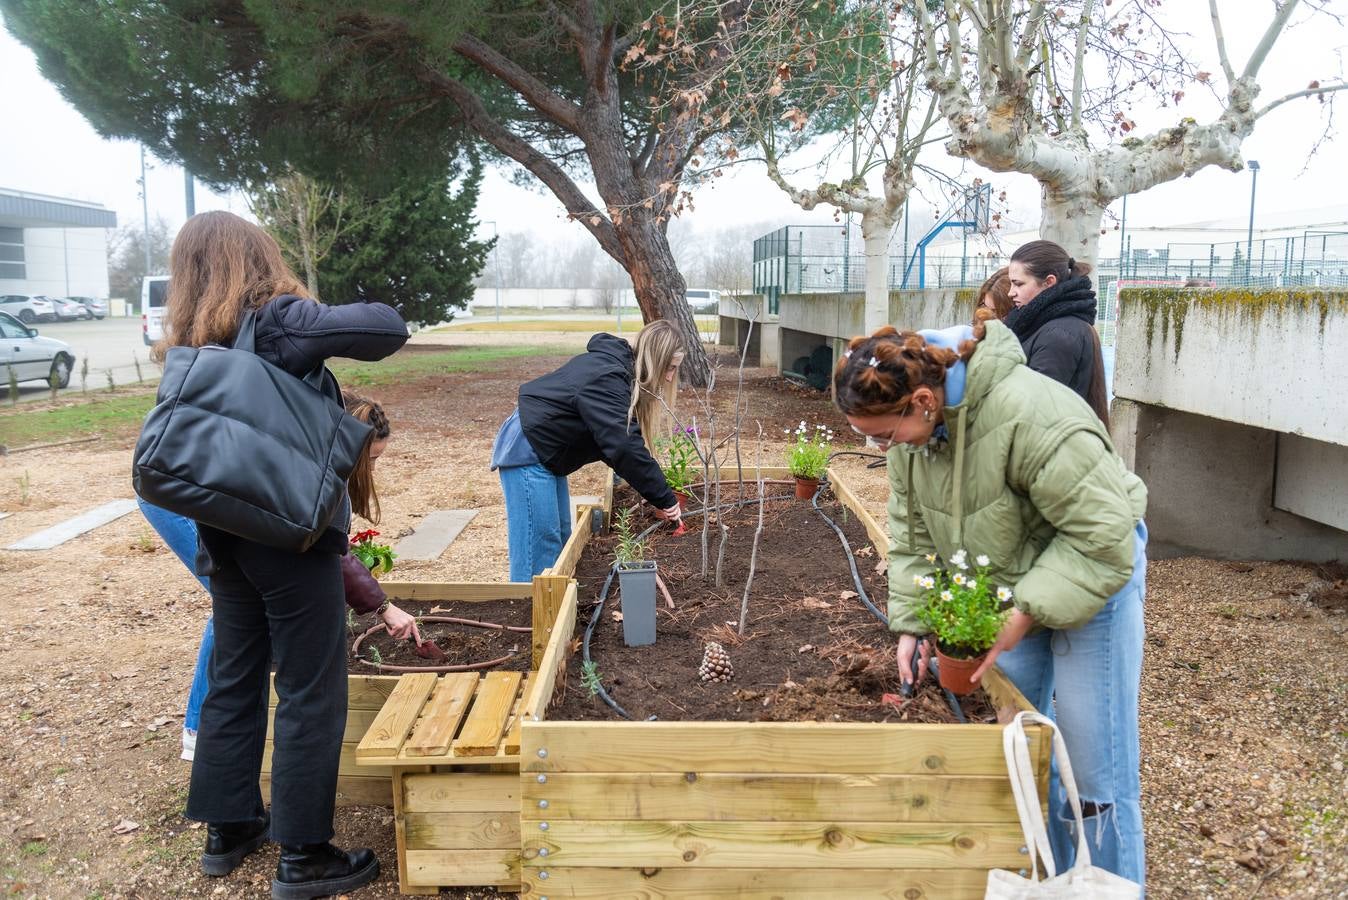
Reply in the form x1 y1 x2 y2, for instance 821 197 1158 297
915 0 1348 266
247 170 370 295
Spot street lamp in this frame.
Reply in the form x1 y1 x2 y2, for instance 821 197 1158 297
1246 160 1260 280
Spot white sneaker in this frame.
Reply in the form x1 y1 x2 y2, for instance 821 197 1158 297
181 728 197 762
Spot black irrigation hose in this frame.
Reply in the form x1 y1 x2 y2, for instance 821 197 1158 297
808 479 889 626
826 449 890 469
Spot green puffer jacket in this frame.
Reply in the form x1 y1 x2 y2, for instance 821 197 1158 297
886 320 1147 634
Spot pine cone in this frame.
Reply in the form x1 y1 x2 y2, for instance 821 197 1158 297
699 641 734 683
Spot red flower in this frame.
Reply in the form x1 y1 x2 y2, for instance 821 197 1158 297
351 529 380 545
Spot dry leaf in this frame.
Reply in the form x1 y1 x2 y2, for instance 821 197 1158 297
854 545 874 558
874 559 888 575
839 590 858 601
798 644 814 653
112 819 140 835
802 597 831 609
611 610 624 623
782 678 799 689
567 636 583 654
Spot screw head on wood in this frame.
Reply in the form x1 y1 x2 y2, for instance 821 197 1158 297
1019 869 1029 877
539 847 549 857
538 799 549 809
539 822 550 831
538 870 549 880
538 748 548 758
1019 846 1029 854
537 774 547 783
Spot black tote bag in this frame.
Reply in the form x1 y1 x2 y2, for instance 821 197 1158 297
132 310 373 553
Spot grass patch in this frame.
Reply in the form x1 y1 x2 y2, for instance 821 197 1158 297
330 345 571 386
0 392 156 447
434 317 717 334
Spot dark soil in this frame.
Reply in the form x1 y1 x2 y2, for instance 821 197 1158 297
347 598 532 673
552 484 996 723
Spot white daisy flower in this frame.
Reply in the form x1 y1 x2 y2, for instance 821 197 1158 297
924 553 937 564
950 549 967 565
940 590 953 602
952 574 966 586
920 576 936 589
913 574 924 586
997 586 1013 602
976 554 990 567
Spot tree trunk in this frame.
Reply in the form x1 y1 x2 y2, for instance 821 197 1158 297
1039 185 1107 270
860 209 897 334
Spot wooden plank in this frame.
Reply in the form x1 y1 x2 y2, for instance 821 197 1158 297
523 582 577 721
982 667 1037 717
264 741 392 778
380 581 533 601
393 765 437 895
403 773 519 813
519 820 1024 869
827 466 889 552
269 674 400 709
402 672 479 759
519 773 1017 823
453 671 524 756
268 706 379 743
404 811 521 850
543 506 591 578
531 575 570 668
261 774 392 808
518 866 990 899
522 721 1037 776
404 849 519 888
355 672 438 761
503 674 533 756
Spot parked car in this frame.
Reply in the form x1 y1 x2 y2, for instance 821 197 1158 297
0 311 76 387
142 275 169 345
52 297 86 322
66 296 108 320
685 288 722 314
0 294 57 324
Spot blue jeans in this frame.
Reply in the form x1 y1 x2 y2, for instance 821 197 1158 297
997 521 1148 886
498 463 571 581
137 498 213 735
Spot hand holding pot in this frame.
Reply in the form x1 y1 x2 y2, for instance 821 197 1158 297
896 634 931 686
653 503 682 523
970 608 1035 685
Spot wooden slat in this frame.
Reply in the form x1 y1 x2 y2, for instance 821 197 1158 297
404 811 521 850
519 820 1024 869
503 674 533 756
519 773 1018 823
402 673 479 758
403 773 519 813
453 671 524 756
261 773 392 807
522 721 1038 776
523 582 577 721
380 581 532 601
543 507 591 578
531 575 571 667
355 672 438 761
404 849 519 887
264 741 392 778
827 466 889 552
269 674 400 709
518 866 991 899
268 706 379 743
393 766 437 895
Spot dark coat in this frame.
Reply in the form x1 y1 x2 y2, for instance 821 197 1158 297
517 333 677 511
199 295 408 568
1004 275 1099 403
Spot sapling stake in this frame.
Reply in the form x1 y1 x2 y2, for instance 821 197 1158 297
731 298 757 503
738 423 766 637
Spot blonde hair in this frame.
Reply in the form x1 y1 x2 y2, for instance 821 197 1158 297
342 390 391 524
627 319 682 454
155 211 309 363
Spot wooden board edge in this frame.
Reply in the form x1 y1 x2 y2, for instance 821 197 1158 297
826 465 890 553
524 581 578 722
380 581 533 601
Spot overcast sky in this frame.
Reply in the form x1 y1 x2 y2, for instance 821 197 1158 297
2 4 1344 253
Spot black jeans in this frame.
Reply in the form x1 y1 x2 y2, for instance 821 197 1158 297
184 536 347 845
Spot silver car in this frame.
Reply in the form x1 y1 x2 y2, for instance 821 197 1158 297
0 294 57 324
66 296 108 320
1 311 76 387
52 297 86 322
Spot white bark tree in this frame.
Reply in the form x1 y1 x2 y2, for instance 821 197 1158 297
915 0 1348 266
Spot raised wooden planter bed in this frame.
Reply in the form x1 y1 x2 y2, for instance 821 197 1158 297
518 466 1049 899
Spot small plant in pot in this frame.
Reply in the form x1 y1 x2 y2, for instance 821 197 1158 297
914 550 1010 695
784 421 832 500
350 529 397 576
613 506 658 647
660 428 699 511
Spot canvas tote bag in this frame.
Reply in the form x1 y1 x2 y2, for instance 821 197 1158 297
985 711 1142 899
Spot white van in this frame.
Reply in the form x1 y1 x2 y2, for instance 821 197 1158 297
141 276 169 346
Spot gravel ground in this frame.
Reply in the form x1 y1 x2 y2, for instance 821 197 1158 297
0 343 1343 898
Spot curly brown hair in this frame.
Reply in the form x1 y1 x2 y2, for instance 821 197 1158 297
342 391 391 525
977 267 1013 320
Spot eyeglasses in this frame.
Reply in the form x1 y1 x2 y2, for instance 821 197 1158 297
850 422 902 449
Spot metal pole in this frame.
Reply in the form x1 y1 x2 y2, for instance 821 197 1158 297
185 169 196 218
491 222 501 323
140 146 152 309
1246 161 1260 280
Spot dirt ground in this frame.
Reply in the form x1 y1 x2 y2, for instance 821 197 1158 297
0 335 1344 898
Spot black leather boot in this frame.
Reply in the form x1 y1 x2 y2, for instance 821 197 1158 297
201 813 269 876
272 842 379 899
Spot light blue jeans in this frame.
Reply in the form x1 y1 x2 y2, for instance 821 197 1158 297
498 463 571 581
996 521 1148 887
136 498 213 735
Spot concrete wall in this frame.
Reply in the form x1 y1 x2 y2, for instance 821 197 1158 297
0 227 109 298
716 294 778 368
1112 288 1347 561
776 288 975 343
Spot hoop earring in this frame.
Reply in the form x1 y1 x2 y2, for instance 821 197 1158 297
923 408 932 421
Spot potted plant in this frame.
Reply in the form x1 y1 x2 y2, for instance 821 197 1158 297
350 529 397 576
613 506 657 647
660 428 699 510
913 550 1011 695
784 421 832 499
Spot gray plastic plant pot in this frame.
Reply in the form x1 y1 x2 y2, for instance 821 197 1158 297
618 560 658 647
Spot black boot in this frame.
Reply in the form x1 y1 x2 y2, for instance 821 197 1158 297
272 842 379 899
201 813 270 876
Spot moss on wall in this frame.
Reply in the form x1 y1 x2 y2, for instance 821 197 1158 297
1121 287 1348 367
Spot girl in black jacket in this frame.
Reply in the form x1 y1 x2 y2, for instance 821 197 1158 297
159 211 406 899
492 320 684 580
1006 240 1111 426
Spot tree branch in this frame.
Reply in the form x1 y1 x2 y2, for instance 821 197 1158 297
1241 0 1301 80
1257 81 1348 118
1208 0 1237 86
763 147 875 216
451 33 583 133
1070 0 1096 131
1014 0 1049 69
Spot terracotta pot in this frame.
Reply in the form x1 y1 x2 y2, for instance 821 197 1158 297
793 476 820 500
674 490 691 511
934 646 985 696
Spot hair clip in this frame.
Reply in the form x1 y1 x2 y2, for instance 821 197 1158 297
843 349 852 359
868 356 880 368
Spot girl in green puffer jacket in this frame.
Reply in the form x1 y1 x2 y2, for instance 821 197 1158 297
834 309 1149 887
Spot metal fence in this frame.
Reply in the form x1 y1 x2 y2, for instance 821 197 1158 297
752 226 1348 344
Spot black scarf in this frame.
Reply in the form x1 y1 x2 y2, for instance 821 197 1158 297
1004 275 1097 340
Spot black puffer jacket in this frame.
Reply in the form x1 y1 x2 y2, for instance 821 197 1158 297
199 295 407 568
518 333 677 511
1003 275 1099 403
